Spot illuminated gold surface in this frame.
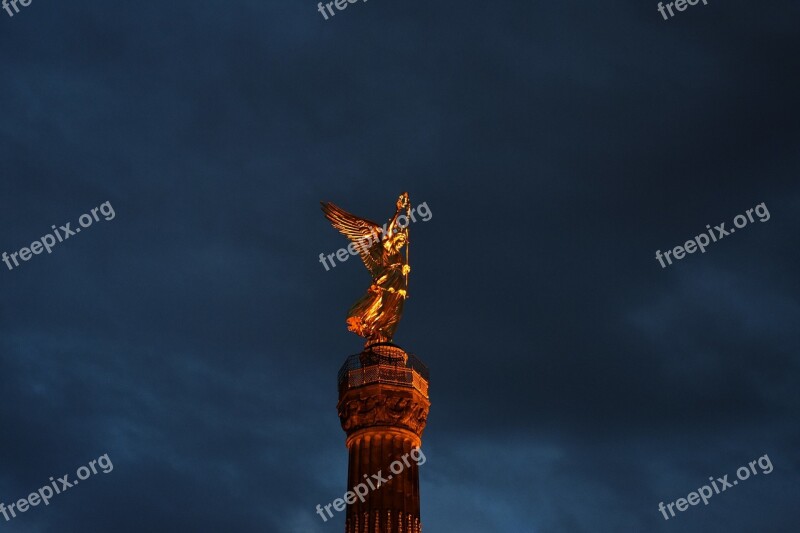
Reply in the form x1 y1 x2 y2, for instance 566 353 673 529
321 192 412 344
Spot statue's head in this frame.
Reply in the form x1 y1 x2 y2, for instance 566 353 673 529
391 231 407 252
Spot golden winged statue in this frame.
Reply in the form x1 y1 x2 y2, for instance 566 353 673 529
321 192 412 345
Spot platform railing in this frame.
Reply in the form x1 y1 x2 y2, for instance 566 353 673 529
338 346 429 398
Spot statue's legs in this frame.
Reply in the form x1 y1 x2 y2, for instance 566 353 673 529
374 291 404 341
346 285 383 339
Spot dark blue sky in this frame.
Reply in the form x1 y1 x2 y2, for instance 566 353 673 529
1 0 798 531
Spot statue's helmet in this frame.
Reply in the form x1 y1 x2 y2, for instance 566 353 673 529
392 231 407 251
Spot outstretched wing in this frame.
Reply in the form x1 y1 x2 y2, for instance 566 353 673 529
321 202 383 276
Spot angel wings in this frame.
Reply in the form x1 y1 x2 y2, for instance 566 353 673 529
320 202 386 277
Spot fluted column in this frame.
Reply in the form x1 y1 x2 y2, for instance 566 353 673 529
338 345 429 533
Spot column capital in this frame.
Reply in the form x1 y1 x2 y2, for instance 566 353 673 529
338 382 430 439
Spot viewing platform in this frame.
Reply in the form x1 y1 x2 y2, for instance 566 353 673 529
337 342 429 399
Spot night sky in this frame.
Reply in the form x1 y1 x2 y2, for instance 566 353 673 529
1 0 799 531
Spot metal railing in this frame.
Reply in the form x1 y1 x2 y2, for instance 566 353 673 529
337 345 429 398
